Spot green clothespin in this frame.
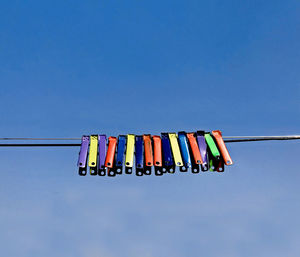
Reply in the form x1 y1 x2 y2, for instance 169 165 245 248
204 133 221 159
205 133 221 171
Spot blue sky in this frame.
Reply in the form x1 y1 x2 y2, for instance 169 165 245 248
0 0 300 256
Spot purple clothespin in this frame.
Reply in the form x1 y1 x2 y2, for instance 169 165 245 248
196 131 209 171
78 135 90 176
98 135 107 176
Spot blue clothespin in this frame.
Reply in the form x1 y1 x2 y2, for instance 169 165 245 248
115 135 126 174
161 133 175 173
135 135 144 176
178 132 191 172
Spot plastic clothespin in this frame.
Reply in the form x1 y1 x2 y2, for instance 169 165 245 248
105 136 117 176
125 134 135 174
88 135 98 175
178 132 191 172
152 135 163 176
143 135 153 175
161 133 175 173
204 133 221 160
186 133 203 173
207 150 224 172
78 135 89 176
135 135 144 176
196 131 209 171
204 132 223 172
98 135 106 176
212 130 233 166
115 135 126 175
168 133 183 169
215 156 225 172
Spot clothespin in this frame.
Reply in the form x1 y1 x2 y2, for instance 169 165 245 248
78 135 89 176
115 135 126 174
161 133 175 173
204 132 223 172
168 133 184 171
98 135 106 176
143 134 153 175
211 130 233 165
186 133 203 173
178 132 192 172
196 131 209 171
135 135 144 176
88 135 98 175
105 136 117 176
125 134 135 174
152 135 163 176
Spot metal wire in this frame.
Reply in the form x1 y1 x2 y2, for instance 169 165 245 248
0 135 299 146
0 135 299 141
224 136 300 143
0 138 81 140
0 144 81 147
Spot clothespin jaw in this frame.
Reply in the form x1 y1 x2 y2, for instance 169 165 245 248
78 135 89 176
161 133 175 173
143 134 153 175
98 135 107 176
135 135 144 176
214 155 224 172
125 134 135 174
115 135 126 175
88 135 98 175
178 131 192 172
196 131 209 171
204 132 224 172
186 132 203 173
207 150 224 172
152 135 163 176
105 136 117 177
211 130 233 166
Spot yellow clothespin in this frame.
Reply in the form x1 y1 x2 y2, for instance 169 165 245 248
168 133 183 167
88 135 98 175
125 134 135 174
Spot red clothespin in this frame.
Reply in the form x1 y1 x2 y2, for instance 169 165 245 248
211 130 233 165
105 136 117 176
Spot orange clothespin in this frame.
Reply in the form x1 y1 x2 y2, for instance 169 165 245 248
186 133 203 164
152 135 163 175
143 134 153 175
211 130 233 165
105 136 117 176
186 132 203 173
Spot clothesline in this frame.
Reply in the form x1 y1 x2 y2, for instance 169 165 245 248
0 135 299 147
0 135 300 140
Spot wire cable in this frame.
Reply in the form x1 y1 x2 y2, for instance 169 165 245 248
0 135 299 146
0 138 80 140
0 135 299 141
0 144 81 147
